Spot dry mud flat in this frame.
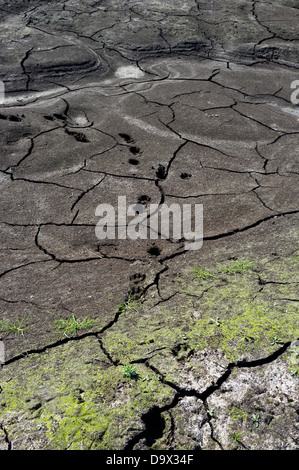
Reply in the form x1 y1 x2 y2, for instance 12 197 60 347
0 0 298 451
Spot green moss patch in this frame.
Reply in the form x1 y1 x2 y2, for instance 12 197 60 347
102 254 298 369
0 337 174 449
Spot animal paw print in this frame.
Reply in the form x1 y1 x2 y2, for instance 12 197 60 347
129 272 146 298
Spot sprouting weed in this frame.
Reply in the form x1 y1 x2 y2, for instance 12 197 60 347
269 336 284 346
51 313 95 337
231 431 242 443
0 314 31 336
218 259 253 275
209 317 221 327
251 413 261 428
117 294 142 314
122 363 138 379
142 374 151 382
190 265 214 280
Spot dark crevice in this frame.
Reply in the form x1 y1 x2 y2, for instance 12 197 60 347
1 331 100 366
142 265 169 298
20 48 33 90
1 290 139 367
124 340 292 449
125 395 181 450
152 292 178 308
203 210 299 242
97 337 119 366
0 259 51 280
70 174 105 211
0 424 12 450
160 209 299 265
9 175 82 192
34 225 106 264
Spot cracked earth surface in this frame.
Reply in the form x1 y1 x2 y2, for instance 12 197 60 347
0 0 298 450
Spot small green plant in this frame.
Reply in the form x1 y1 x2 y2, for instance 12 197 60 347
251 413 261 428
231 431 242 443
207 408 214 417
0 314 31 336
269 336 284 346
52 313 95 337
190 265 214 280
208 317 221 327
117 294 142 314
241 333 255 343
142 374 151 382
122 363 139 379
218 259 253 275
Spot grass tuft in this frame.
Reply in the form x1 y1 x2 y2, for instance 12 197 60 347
0 314 31 336
51 313 95 337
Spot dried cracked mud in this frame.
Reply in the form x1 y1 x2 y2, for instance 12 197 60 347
0 0 298 451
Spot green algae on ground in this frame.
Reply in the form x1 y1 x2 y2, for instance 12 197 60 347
179 255 299 361
102 254 298 367
0 337 174 450
287 345 299 377
189 298 297 361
